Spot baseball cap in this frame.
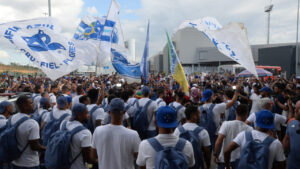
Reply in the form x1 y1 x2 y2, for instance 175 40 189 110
259 87 272 94
0 101 11 114
136 91 142 99
57 96 67 108
201 89 213 102
141 86 151 95
156 106 178 128
71 103 87 120
39 97 49 108
256 110 274 129
109 98 125 114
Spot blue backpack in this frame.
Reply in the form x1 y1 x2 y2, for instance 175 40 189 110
44 121 85 169
148 138 188 169
85 105 100 133
170 103 184 114
132 100 153 139
287 120 300 169
227 103 238 121
178 126 204 169
199 104 217 148
0 116 29 163
31 110 48 125
42 112 70 146
238 131 275 169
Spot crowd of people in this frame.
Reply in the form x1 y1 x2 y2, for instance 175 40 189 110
0 72 299 169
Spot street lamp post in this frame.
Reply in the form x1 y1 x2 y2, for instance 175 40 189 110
265 4 273 44
296 0 299 75
48 0 51 17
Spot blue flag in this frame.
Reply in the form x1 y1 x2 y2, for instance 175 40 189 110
140 21 150 84
111 49 141 83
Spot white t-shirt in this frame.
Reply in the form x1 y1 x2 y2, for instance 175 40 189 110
87 104 105 127
0 114 7 127
246 113 286 131
49 93 56 105
45 109 71 123
250 93 261 114
169 101 186 122
201 103 227 133
136 134 195 169
218 120 253 162
61 120 92 169
72 95 82 108
11 113 40 167
38 108 49 124
233 130 286 169
133 98 157 131
92 124 141 169
155 98 166 109
174 122 211 147
32 94 41 111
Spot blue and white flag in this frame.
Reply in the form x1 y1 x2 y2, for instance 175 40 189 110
100 0 120 65
111 49 141 84
140 21 150 84
176 17 258 77
0 17 97 80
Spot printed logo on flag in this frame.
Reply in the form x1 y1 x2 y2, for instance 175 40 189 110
22 30 66 52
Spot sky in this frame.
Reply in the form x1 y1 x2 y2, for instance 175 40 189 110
0 0 298 65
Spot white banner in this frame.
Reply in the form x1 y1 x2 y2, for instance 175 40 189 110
176 17 258 77
0 17 98 80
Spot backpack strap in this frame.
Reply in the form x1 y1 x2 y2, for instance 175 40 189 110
89 106 99 116
178 125 185 133
58 113 70 123
41 111 48 119
262 135 275 146
175 138 187 151
193 126 203 135
157 99 163 105
50 111 55 121
69 125 86 165
245 131 253 142
199 106 204 113
136 100 140 109
125 104 131 111
208 104 215 113
0 116 5 120
12 116 30 128
132 99 137 106
61 120 68 130
144 100 153 122
148 138 164 152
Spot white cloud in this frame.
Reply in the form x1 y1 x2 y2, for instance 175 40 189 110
87 6 98 16
121 0 298 60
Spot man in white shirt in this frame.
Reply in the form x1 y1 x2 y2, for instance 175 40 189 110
246 97 286 135
72 85 84 109
249 84 261 114
11 95 46 169
155 88 166 109
37 98 51 128
49 85 58 107
214 104 253 169
137 106 195 169
45 96 71 123
62 103 97 169
224 110 286 169
169 91 186 123
133 86 158 139
86 89 105 130
0 101 13 127
92 98 141 169
32 84 44 113
199 88 240 149
174 105 211 169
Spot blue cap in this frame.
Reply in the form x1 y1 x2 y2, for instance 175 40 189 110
141 86 151 95
109 98 125 113
0 101 11 114
256 110 274 129
57 96 67 108
156 106 178 128
201 89 213 102
39 97 49 108
71 103 87 120
259 87 272 94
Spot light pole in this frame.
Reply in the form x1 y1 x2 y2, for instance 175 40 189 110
296 0 299 75
265 4 273 44
48 0 51 17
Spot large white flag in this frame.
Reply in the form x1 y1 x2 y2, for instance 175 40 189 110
99 0 120 65
176 17 258 77
0 17 97 80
